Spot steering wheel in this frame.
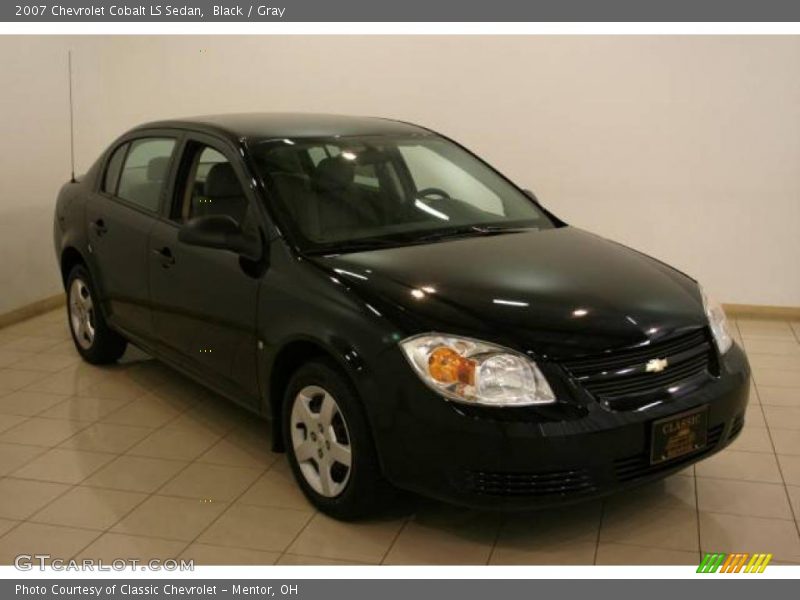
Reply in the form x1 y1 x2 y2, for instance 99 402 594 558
416 187 452 201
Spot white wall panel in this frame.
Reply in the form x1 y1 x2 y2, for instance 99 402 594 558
0 37 71 314
2 36 798 312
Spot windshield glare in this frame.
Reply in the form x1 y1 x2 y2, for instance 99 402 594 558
251 135 554 253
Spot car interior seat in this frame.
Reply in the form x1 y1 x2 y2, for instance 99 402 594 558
123 156 171 211
199 162 249 225
311 156 379 237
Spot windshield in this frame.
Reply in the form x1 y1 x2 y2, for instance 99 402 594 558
250 135 555 254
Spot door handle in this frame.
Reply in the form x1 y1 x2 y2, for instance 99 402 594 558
90 218 108 236
152 246 175 268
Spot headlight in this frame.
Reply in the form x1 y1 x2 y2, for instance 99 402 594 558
400 333 555 406
700 286 733 355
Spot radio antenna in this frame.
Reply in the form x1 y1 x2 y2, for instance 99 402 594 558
68 49 76 183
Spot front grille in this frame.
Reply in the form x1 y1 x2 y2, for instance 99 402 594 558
613 423 725 483
559 328 717 411
459 418 735 499
460 467 596 497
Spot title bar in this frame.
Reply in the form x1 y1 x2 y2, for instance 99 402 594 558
6 0 800 22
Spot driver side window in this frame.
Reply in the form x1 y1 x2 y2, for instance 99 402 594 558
174 144 253 229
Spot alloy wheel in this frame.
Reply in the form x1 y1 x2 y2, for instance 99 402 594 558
69 278 96 350
290 385 353 497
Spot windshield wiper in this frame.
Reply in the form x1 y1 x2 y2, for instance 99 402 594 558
307 238 407 256
411 225 535 243
306 225 535 256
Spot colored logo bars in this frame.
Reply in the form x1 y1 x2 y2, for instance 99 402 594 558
697 553 773 573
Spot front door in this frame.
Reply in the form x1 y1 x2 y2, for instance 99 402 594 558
147 136 263 405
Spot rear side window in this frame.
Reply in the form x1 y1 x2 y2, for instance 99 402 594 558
117 138 176 212
102 143 127 194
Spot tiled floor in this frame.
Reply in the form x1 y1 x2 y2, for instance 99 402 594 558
0 307 799 565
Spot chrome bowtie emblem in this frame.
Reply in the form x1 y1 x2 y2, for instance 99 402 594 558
646 358 669 373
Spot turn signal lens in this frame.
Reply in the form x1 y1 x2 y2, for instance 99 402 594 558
428 347 476 386
400 333 555 407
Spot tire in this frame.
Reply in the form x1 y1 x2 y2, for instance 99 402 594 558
283 358 393 520
66 264 127 364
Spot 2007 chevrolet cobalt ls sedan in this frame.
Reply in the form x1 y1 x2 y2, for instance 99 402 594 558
53 113 750 519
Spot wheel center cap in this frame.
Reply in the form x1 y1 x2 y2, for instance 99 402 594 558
316 425 330 456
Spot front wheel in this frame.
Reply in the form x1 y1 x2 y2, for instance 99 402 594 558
66 265 127 364
283 359 393 520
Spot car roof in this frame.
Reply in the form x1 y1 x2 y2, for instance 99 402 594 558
134 112 433 142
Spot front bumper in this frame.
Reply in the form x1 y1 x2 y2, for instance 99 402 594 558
368 342 750 509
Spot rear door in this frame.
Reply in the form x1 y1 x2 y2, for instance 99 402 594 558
85 134 178 340
147 133 263 406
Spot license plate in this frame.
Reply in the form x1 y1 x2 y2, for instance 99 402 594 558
650 407 708 465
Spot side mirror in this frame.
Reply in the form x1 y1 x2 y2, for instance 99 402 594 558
522 189 539 203
178 215 262 261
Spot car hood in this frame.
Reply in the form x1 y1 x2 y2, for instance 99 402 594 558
308 227 706 359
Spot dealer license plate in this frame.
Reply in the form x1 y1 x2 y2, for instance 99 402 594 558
650 407 708 465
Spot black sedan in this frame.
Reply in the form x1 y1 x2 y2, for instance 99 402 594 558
53 113 750 519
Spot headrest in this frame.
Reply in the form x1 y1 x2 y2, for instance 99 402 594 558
147 156 170 182
205 162 241 198
312 156 355 193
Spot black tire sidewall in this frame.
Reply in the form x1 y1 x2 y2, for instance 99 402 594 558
283 359 384 520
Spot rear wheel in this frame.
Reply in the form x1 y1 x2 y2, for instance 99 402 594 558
283 359 393 520
66 265 127 364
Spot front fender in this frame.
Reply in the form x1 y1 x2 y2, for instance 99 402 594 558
256 243 406 446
